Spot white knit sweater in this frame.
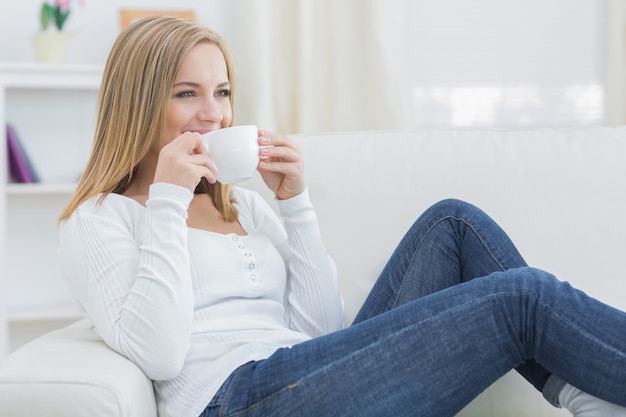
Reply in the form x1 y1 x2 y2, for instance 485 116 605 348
58 183 344 417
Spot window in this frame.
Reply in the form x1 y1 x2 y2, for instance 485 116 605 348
409 0 605 128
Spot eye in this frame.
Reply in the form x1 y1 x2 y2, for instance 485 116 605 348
215 89 231 98
176 90 196 98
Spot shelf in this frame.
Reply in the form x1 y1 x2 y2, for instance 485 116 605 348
7 182 76 196
0 63 102 90
0 64 102 357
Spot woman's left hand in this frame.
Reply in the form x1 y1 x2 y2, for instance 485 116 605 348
257 130 306 200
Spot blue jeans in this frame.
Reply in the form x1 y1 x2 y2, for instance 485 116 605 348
200 199 626 417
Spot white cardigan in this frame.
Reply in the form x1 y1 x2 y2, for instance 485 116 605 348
58 183 344 417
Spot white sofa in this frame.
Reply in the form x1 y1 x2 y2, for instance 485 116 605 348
2 126 626 416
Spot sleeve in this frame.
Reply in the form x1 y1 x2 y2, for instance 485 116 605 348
274 189 345 336
58 183 194 381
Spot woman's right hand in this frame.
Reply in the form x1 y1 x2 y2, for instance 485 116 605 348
153 132 216 192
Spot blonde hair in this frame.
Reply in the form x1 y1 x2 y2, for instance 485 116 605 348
59 16 238 222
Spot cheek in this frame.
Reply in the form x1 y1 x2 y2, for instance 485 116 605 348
166 103 188 129
165 105 198 140
163 109 186 145
221 102 233 127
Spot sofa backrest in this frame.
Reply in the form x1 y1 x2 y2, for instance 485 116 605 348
242 126 626 323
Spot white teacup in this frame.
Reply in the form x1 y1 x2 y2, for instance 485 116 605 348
201 125 259 184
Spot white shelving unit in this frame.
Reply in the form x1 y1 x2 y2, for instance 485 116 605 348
0 63 102 357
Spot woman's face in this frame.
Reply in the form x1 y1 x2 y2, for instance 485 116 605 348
165 42 232 144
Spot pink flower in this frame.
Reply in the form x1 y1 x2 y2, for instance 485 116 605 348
54 0 70 10
39 0 84 31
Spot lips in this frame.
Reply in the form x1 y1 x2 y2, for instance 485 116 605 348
188 129 213 135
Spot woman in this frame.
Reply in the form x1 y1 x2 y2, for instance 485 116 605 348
58 16 626 417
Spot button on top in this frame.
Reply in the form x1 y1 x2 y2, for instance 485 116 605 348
226 235 260 280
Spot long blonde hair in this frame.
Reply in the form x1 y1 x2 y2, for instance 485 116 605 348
59 16 238 222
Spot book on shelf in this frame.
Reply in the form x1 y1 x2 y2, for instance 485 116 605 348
6 123 40 183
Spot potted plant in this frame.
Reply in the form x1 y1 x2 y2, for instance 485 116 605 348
31 1 82 63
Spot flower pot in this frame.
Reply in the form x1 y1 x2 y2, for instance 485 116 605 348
31 32 71 64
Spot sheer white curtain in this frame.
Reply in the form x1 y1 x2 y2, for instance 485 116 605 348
222 0 413 134
220 0 617 133
605 0 626 125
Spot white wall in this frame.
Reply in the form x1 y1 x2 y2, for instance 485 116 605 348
0 1 234 65
0 1 613 130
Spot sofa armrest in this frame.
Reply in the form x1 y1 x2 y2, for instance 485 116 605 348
0 318 157 417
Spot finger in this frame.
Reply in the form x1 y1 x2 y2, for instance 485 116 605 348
259 158 303 175
186 132 207 155
259 130 296 148
169 131 204 154
188 152 212 168
188 153 217 182
201 168 217 184
260 143 301 162
193 162 216 184
190 136 207 155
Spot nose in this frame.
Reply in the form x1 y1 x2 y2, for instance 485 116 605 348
199 95 223 124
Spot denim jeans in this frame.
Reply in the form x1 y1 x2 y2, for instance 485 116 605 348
200 199 626 417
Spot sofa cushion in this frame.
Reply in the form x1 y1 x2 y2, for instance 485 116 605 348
0 319 156 417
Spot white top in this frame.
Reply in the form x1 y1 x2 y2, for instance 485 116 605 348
58 183 344 417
